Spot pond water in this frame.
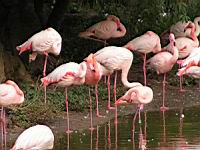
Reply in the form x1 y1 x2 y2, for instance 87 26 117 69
53 107 200 150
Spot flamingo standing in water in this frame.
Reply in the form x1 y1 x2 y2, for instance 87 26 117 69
0 80 24 149
115 85 153 124
93 46 142 113
123 31 162 85
16 27 62 103
147 33 179 111
40 55 96 133
79 15 126 45
11 125 54 150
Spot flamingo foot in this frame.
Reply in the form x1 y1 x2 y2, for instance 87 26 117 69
89 127 95 131
66 130 73 134
96 114 105 118
160 106 169 112
107 106 115 110
179 89 187 93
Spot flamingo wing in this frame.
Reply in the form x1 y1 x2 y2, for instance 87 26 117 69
94 46 133 70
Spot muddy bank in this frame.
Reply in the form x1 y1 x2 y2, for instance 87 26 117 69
49 78 200 133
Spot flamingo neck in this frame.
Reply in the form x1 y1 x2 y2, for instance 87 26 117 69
194 18 200 36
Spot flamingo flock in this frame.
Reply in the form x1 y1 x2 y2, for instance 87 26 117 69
0 14 199 149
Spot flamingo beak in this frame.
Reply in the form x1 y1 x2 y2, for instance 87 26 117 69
115 98 127 105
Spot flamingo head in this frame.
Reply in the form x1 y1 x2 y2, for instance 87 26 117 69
169 33 175 43
84 53 96 72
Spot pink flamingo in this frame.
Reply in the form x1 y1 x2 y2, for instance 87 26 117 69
163 22 199 92
11 125 54 150
84 54 103 118
93 46 142 112
79 15 126 45
161 17 200 46
147 33 178 111
123 31 162 85
115 85 153 124
16 27 62 103
0 80 24 149
40 55 95 133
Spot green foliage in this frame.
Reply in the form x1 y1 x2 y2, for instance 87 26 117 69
8 81 124 128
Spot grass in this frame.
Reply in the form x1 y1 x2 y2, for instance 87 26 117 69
8 79 124 129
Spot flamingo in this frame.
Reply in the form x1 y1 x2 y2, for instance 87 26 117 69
147 33 179 111
40 55 95 133
0 80 24 149
163 22 199 92
10 125 54 150
123 31 162 85
161 17 200 46
79 15 126 45
115 85 153 124
93 46 142 112
16 27 62 103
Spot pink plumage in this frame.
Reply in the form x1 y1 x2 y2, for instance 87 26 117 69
123 31 161 54
79 15 126 44
123 31 161 85
41 62 87 87
94 46 142 88
16 27 62 58
0 80 24 106
147 33 178 111
11 125 54 150
115 85 153 105
163 23 199 59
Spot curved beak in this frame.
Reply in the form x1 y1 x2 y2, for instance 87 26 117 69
115 97 127 105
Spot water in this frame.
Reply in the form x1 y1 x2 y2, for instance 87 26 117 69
53 107 200 150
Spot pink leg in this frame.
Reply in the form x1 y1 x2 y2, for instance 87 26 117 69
178 63 186 92
67 129 70 150
104 76 107 85
3 109 6 150
89 88 94 131
96 125 99 149
115 114 118 150
90 128 93 150
107 75 115 110
114 72 118 124
108 120 111 148
162 111 166 142
95 84 105 117
65 88 73 134
1 107 3 150
160 73 169 112
43 54 48 104
143 53 147 86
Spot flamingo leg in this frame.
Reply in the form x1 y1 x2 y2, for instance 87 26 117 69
82 36 108 45
107 75 115 110
89 88 94 131
65 88 73 134
90 128 93 150
43 54 48 104
3 109 6 150
108 120 111 148
104 76 107 85
160 73 169 111
114 72 118 124
96 125 99 149
1 107 3 150
178 62 186 92
143 53 147 86
95 84 104 117
115 114 118 150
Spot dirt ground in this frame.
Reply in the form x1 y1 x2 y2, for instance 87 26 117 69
49 63 200 133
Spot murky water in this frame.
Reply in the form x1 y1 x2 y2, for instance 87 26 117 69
53 107 200 150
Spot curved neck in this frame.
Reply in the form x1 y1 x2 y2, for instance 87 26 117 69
121 64 142 88
194 18 200 36
78 62 87 78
